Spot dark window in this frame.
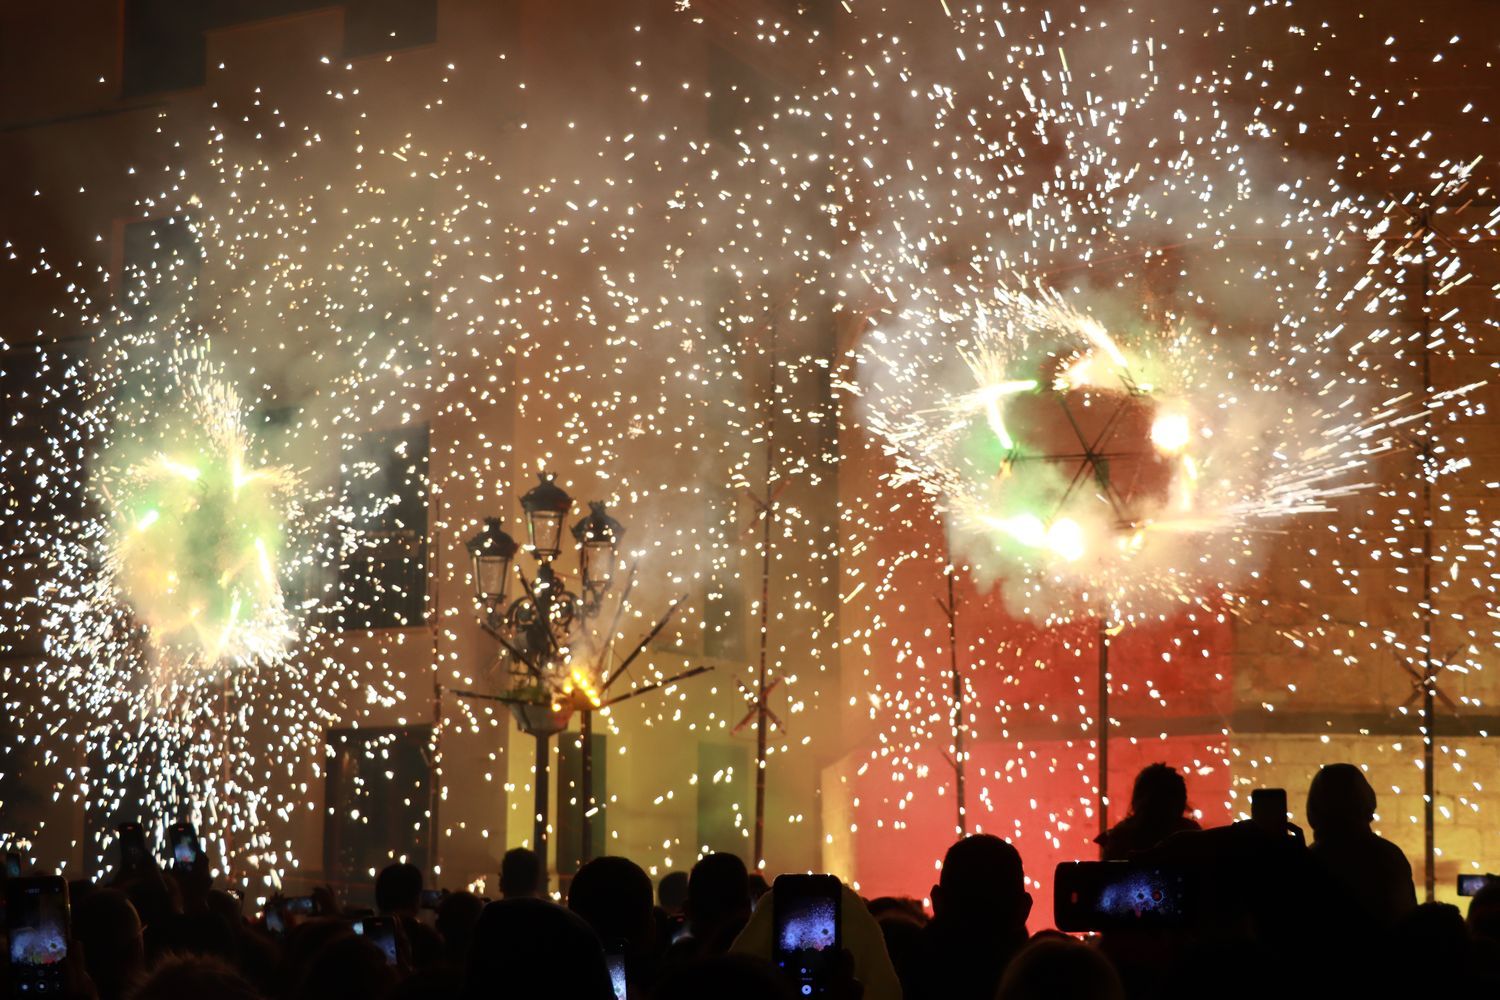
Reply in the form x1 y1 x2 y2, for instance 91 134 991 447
343 0 438 57
696 742 751 855
323 725 434 890
121 216 201 314
339 423 429 630
556 730 608 875
254 407 341 612
706 44 771 146
0 340 89 662
0 340 87 529
83 739 153 873
122 0 439 97
122 0 210 96
705 490 747 663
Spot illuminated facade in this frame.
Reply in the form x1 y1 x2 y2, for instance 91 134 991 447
2 1 1498 926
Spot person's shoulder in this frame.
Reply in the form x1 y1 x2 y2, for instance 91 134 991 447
1373 835 1414 868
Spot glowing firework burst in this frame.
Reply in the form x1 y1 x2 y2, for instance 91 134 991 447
98 357 301 671
858 281 1483 624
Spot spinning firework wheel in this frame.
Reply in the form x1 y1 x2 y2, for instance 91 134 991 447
998 382 1176 542
955 328 1198 838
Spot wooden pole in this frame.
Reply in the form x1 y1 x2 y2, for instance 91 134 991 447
1418 208 1437 903
752 321 778 871
944 566 967 836
1098 618 1111 846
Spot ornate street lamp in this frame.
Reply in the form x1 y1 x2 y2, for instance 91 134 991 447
450 472 711 884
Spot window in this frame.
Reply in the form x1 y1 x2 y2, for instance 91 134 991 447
83 740 151 872
696 742 751 855
705 489 747 663
122 0 209 96
121 216 201 314
343 0 438 58
122 0 439 97
338 423 429 630
706 45 771 146
323 725 434 887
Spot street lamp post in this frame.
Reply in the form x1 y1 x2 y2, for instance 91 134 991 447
458 474 711 881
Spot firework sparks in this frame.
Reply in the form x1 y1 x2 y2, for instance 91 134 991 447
97 354 301 672
855 282 1483 625
2 0 1498 911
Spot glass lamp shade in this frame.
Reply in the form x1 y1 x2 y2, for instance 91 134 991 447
572 501 624 593
527 511 565 561
520 473 573 561
580 540 616 592
465 517 518 602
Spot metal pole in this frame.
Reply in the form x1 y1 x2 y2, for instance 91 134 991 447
1098 618 1111 846
534 733 550 891
945 566 967 836
429 531 443 880
219 672 235 880
580 709 594 865
1418 208 1437 903
753 322 778 870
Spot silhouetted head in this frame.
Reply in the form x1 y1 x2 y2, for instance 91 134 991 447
1468 880 1500 943
294 932 396 1000
932 834 1031 932
130 953 264 1000
995 936 1124 1000
205 888 242 926
1398 901 1468 960
435 890 485 966
686 853 752 945
652 953 794 1000
466 899 613 999
1306 764 1377 838
1391 902 1470 994
568 855 656 954
1128 763 1190 827
499 847 543 899
866 896 927 927
118 868 175 943
874 911 926 988
658 871 690 916
375 862 423 915
73 888 145 1000
279 918 357 998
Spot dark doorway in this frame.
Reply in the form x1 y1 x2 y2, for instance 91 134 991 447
323 725 434 891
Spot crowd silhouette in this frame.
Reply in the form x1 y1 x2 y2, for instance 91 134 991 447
5 762 1498 999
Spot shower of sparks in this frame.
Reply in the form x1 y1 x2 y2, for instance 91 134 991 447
97 354 301 671
3 0 1500 900
857 280 1486 625
789 4 1500 862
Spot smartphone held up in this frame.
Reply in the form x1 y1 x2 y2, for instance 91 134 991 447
6 876 70 995
1054 861 1197 932
352 916 399 966
771 874 842 997
168 821 202 874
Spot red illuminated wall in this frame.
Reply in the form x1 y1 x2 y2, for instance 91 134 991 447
832 408 1236 929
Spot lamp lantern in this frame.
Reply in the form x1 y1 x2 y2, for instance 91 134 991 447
573 502 624 595
520 472 573 561
465 517 518 603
